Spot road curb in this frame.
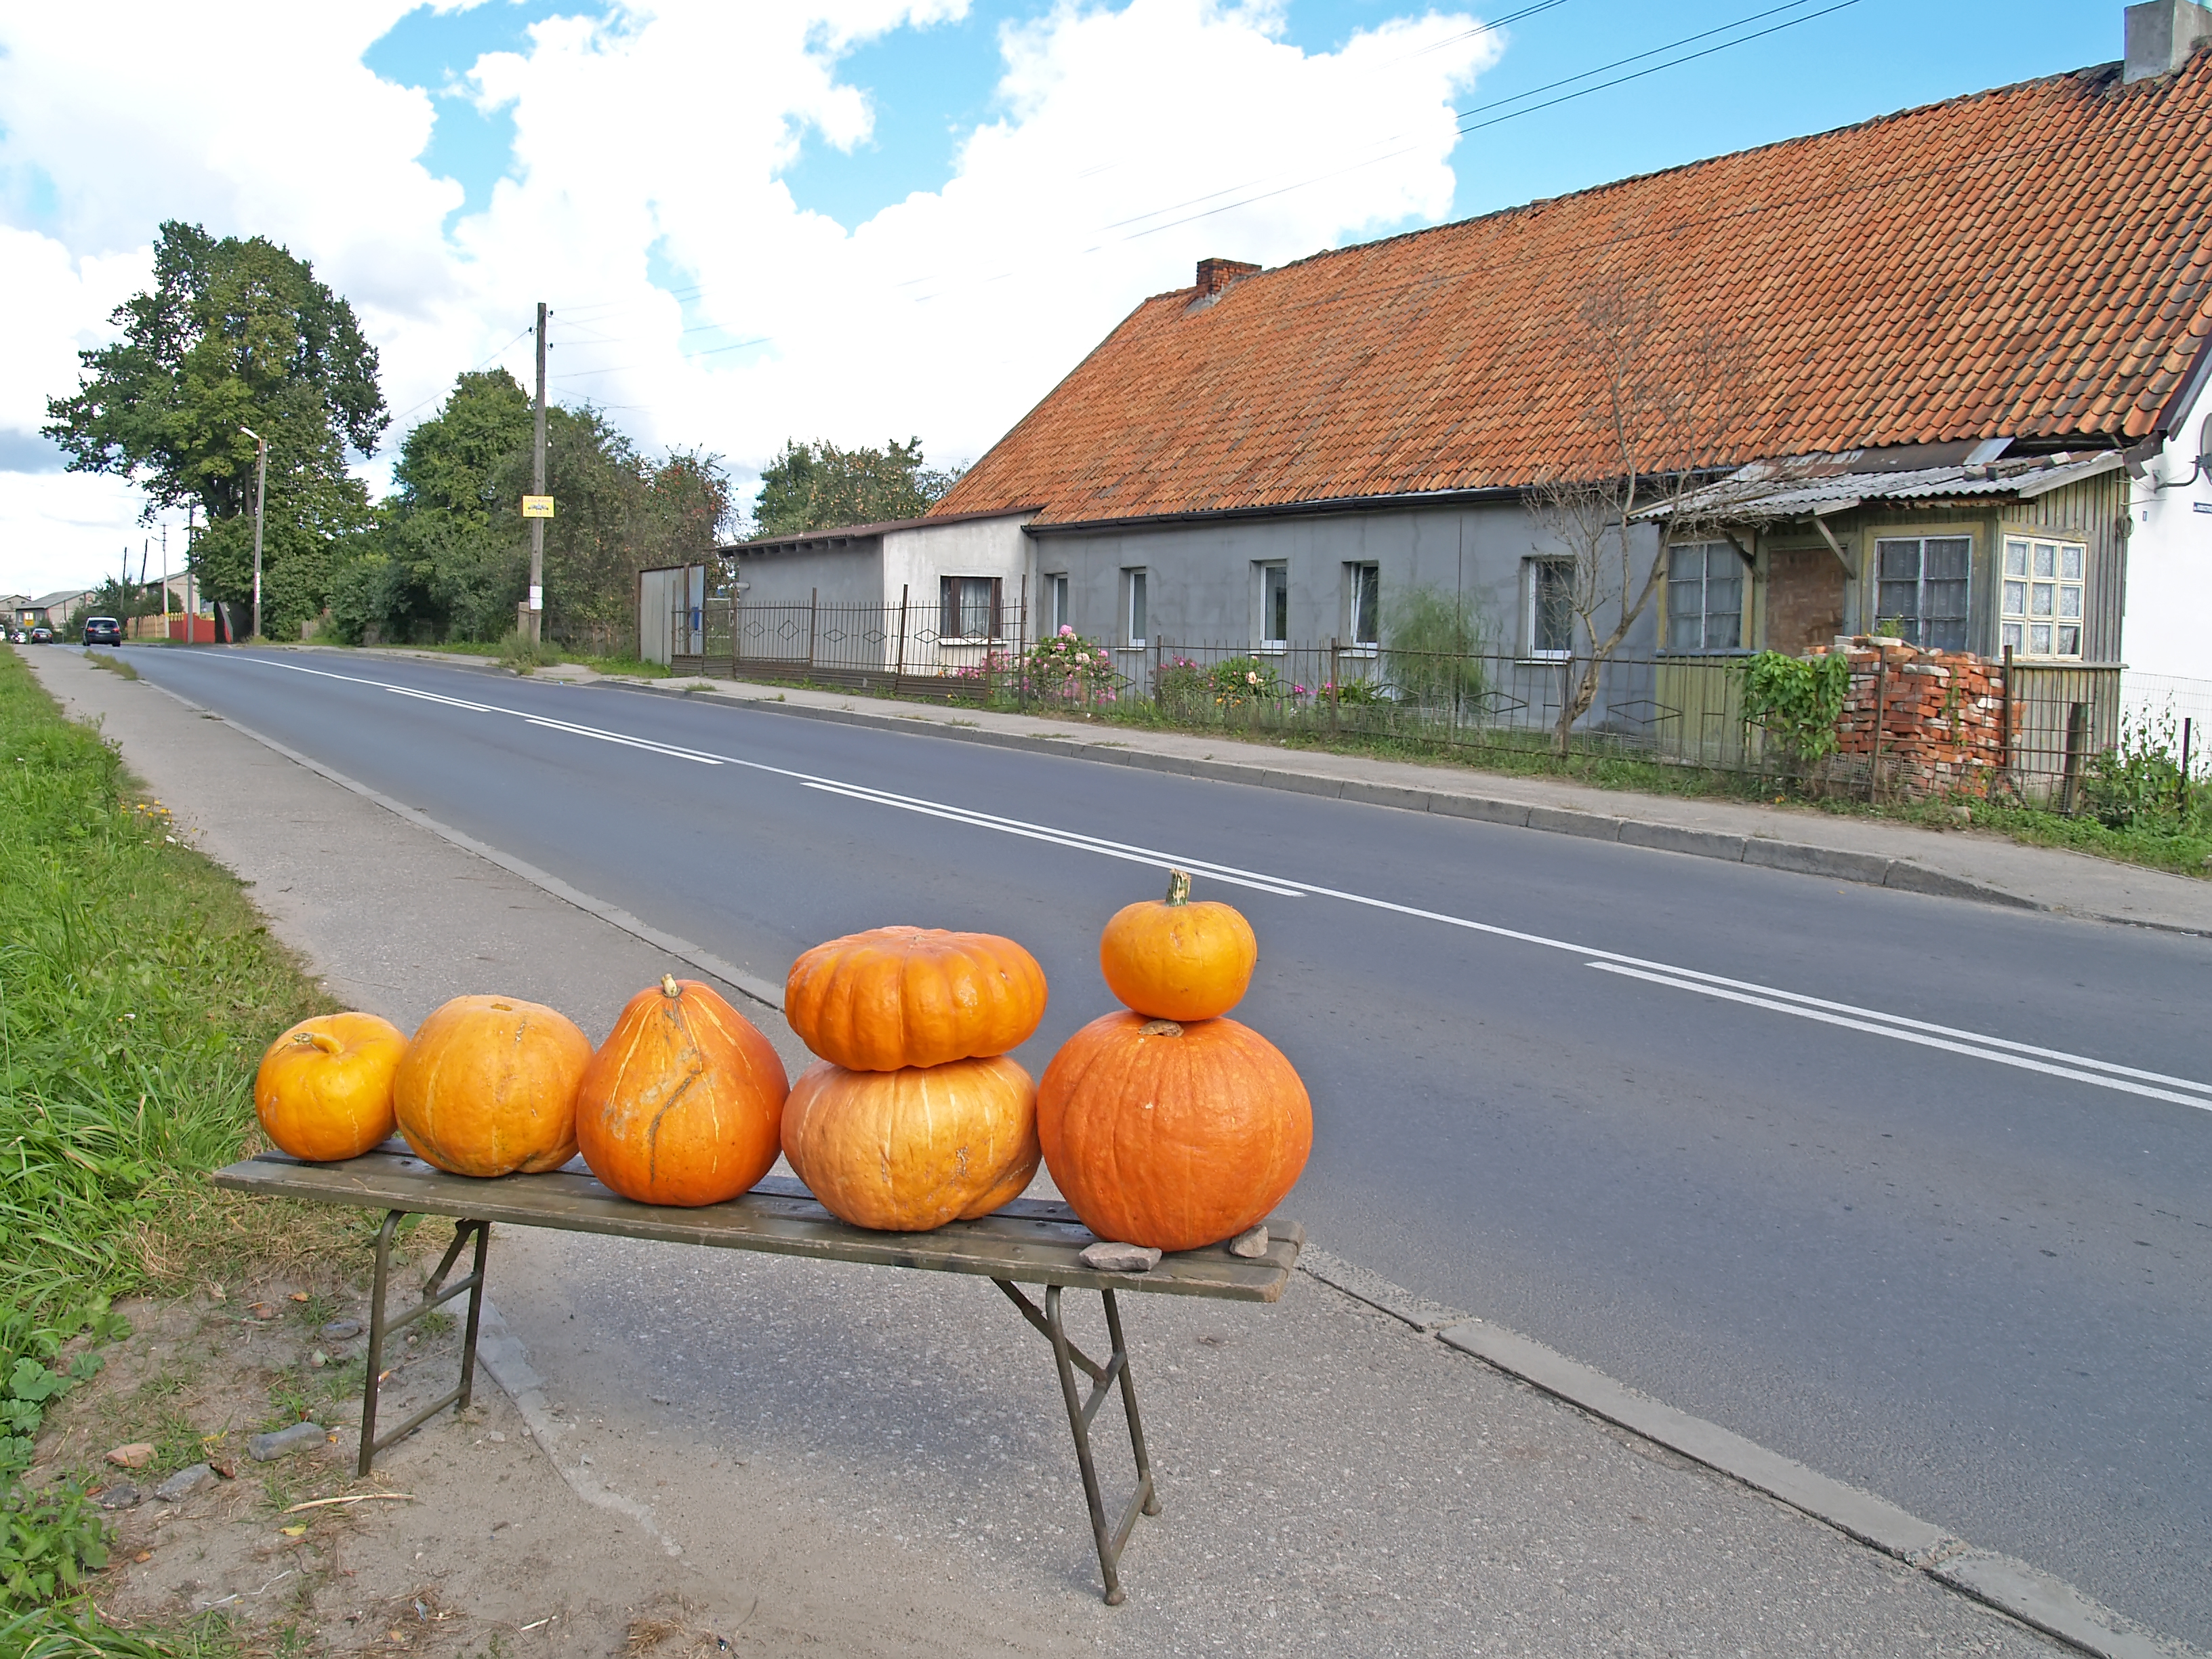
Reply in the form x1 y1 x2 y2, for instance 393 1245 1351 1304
1294 1257 2199 1659
607 677 2066 919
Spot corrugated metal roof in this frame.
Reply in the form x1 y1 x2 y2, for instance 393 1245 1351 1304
1654 452 2125 523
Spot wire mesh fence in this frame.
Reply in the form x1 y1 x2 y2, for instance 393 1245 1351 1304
656 598 2181 805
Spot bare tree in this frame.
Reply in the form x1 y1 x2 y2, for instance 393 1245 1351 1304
1528 281 1755 756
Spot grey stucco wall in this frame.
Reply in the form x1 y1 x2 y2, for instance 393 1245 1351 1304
1025 500 1664 661
731 544 884 609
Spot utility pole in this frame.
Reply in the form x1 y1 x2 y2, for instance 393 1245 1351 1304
161 524 170 642
241 426 268 640
529 302 548 644
184 507 196 642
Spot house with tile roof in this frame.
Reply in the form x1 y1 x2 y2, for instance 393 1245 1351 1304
725 1 2210 729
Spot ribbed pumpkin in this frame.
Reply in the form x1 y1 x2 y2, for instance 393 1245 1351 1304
575 976 790 1207
1039 1012 1311 1252
781 1054 1040 1231
785 926 1046 1071
394 995 592 1177
1099 869 1258 1022
255 1012 407 1163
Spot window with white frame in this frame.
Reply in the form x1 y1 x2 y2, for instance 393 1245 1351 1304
1123 568 1147 647
1665 542 1744 652
939 575 1000 641
1258 562 1289 649
1345 562 1380 648
2001 537 2084 657
1046 573 1069 635
1875 536 1970 651
1527 558 1574 657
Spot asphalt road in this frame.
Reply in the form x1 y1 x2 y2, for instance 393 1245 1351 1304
122 646 2212 1644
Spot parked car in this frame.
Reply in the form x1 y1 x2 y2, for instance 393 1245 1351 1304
82 616 122 646
28 626 53 644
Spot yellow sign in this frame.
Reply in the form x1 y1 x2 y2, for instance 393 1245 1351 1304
521 495 555 519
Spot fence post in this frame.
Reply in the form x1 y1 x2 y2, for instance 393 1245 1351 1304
1870 653 1888 803
1999 644 2013 790
895 583 909 693
2180 717 2194 814
1016 573 1027 710
1330 638 1340 736
2062 701 2088 816
807 588 817 671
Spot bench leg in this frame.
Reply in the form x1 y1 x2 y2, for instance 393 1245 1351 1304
994 1279 1157 1605
358 1212 491 1477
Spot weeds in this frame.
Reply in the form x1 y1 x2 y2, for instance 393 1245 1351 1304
79 656 137 684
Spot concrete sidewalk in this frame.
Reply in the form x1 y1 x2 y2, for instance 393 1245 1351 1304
299 643 2212 938
29 641 2190 1657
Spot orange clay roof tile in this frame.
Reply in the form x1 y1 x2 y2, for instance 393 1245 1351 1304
937 56 2212 525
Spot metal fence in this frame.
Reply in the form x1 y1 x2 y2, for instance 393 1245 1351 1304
656 598 2182 804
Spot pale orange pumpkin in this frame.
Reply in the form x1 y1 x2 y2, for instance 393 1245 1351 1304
393 994 592 1177
781 1054 1040 1231
575 976 789 1206
1099 869 1258 1022
784 926 1046 1071
254 1012 407 1163
1038 1011 1311 1253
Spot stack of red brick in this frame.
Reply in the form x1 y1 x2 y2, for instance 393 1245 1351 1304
1811 638 2007 796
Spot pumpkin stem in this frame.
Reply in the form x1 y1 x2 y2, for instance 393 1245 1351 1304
1163 869 1191 907
660 974 681 999
296 1031 343 1057
1138 1019 1185 1038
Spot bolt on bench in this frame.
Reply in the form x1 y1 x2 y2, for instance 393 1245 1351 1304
212 1142 1302 1603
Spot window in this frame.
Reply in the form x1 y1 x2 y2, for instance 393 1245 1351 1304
1875 536 1970 651
939 575 1000 641
2001 537 2084 658
1124 569 1147 647
1666 542 1743 652
1346 562 1380 647
1258 562 1289 649
1528 558 1574 657
1046 573 1070 635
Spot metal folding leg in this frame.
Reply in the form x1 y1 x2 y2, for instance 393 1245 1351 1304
358 1213 490 1475
995 1279 1159 1604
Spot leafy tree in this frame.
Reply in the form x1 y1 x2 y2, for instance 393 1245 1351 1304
750 436 962 537
43 222 387 640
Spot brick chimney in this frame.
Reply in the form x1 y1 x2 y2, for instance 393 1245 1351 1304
1195 258 1261 298
2125 0 2212 81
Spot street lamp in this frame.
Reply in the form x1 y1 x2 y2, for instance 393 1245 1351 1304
239 426 268 641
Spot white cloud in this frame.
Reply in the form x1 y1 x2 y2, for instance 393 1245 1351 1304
0 0 1498 594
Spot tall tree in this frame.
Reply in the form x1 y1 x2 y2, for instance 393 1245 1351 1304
750 436 962 538
44 221 386 638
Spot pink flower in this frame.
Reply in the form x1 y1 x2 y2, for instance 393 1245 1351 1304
1059 624 1075 637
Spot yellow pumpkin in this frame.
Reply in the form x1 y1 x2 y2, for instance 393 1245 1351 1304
254 1012 407 1162
575 976 788 1206
784 926 1046 1071
781 1054 1040 1231
1098 869 1258 1021
393 994 592 1177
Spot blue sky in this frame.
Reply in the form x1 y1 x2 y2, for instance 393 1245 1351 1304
364 0 2117 243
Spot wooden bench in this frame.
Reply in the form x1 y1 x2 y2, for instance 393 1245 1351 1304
212 1143 1303 1603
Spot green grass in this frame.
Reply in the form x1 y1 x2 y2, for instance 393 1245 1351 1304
77 657 136 684
0 644 346 1628
315 636 670 679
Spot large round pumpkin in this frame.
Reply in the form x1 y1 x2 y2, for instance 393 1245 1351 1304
1099 869 1258 1022
1038 1012 1311 1253
255 1012 407 1163
575 976 789 1206
784 926 1046 1071
393 994 592 1177
781 1054 1040 1231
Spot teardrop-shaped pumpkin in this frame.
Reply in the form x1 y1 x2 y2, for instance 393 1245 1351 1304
255 1012 407 1163
781 1054 1040 1231
1038 1011 1311 1253
394 994 592 1177
784 926 1046 1071
1099 869 1258 1021
575 976 790 1206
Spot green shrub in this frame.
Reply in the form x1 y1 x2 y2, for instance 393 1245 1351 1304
1382 588 1487 711
2081 708 2206 832
1739 651 1851 762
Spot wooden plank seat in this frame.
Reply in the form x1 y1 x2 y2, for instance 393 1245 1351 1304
212 1142 1302 1603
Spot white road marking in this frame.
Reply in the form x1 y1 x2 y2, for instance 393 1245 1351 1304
235 655 2212 1110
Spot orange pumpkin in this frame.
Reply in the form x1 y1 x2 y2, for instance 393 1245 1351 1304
781 1054 1040 1231
785 926 1046 1071
393 994 592 1177
1099 869 1258 1022
575 976 789 1206
254 1012 407 1162
1038 1012 1311 1253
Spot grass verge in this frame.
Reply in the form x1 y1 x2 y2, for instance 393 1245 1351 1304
0 645 352 1639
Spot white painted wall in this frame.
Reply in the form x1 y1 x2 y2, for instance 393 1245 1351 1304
2126 373 2212 677
880 512 1038 614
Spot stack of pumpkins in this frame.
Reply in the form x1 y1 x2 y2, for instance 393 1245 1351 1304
251 874 1309 1256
